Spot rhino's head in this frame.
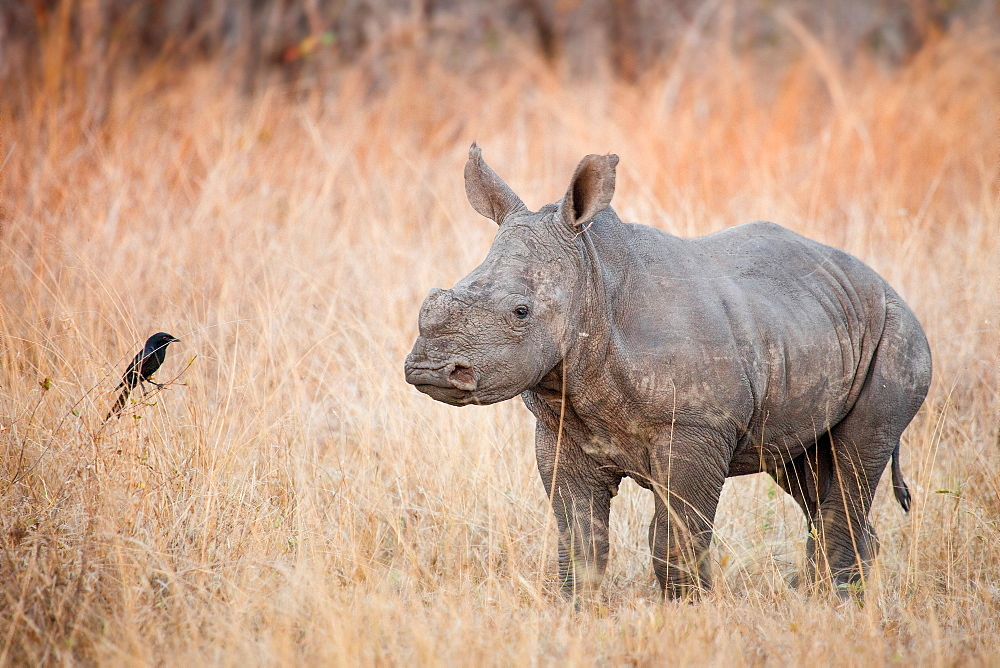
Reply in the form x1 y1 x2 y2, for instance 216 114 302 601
404 143 618 406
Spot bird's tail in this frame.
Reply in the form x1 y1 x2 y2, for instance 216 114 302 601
105 388 131 421
891 441 911 513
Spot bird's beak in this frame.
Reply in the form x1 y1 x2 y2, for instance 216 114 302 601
171 337 181 343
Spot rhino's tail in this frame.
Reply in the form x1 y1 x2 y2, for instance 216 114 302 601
891 442 911 513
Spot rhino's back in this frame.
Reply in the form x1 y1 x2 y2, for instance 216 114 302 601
629 220 882 291
619 220 895 467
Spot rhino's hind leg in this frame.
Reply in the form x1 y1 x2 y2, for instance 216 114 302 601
769 435 832 522
767 436 834 588
810 298 931 595
810 427 888 595
763 424 887 595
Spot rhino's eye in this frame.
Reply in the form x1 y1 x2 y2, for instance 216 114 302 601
513 305 530 320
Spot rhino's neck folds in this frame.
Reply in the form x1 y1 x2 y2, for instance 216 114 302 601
562 210 647 382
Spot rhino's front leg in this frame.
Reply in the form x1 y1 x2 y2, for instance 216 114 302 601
647 430 729 600
534 422 620 601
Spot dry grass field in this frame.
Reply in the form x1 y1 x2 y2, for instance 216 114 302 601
1 12 998 665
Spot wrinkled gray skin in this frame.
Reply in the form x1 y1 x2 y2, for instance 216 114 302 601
405 144 932 600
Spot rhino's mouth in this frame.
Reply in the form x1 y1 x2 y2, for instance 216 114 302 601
412 383 478 406
404 355 481 406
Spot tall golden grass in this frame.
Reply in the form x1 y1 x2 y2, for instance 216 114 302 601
1 17 998 665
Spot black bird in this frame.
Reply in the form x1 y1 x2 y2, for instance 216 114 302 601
106 332 180 419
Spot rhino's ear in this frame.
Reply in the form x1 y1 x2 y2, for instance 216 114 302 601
464 143 527 225
559 153 619 230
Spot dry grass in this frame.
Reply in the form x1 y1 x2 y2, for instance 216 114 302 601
1 20 998 666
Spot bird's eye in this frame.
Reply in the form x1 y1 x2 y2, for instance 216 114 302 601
513 305 529 320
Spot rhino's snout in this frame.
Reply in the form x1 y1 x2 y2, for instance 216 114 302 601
404 350 478 393
407 287 479 401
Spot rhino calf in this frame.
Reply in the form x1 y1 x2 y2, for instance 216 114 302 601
405 144 932 599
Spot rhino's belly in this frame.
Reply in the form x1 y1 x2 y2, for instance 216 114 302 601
726 399 853 476
728 433 815 476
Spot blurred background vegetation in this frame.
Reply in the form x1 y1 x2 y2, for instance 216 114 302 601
3 0 994 107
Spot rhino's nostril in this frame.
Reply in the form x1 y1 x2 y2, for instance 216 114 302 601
448 363 477 391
